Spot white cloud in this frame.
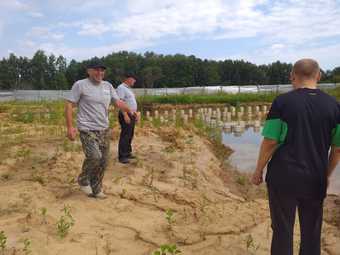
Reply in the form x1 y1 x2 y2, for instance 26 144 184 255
78 20 111 36
57 21 83 29
1 0 339 69
0 1 29 11
29 0 340 59
15 38 152 61
109 0 340 68
257 0 340 45
57 20 112 37
108 0 340 47
62 40 153 59
28 11 44 18
78 40 152 58
27 26 64 41
230 42 340 70
0 21 3 38
113 0 224 40
271 44 285 50
27 27 50 37
50 33 64 41
21 40 37 48
45 0 118 13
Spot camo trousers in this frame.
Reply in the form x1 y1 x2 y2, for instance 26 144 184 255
78 129 110 195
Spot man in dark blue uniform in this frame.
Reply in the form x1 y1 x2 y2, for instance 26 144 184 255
252 58 340 255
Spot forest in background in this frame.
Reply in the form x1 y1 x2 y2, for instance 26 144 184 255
1 50 339 90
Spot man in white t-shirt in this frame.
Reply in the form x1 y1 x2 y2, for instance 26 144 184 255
65 60 134 198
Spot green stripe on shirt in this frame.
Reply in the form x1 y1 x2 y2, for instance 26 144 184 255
262 118 288 143
331 124 340 146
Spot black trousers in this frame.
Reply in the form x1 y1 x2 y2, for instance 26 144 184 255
267 185 324 255
118 111 135 159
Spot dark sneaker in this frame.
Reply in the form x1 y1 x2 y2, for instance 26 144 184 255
128 154 137 159
119 158 130 164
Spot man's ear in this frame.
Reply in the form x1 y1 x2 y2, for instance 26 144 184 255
316 71 321 82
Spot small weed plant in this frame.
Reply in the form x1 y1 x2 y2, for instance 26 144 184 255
245 234 260 254
152 244 181 255
165 209 175 226
56 205 75 239
23 238 32 255
0 231 7 255
40 207 47 224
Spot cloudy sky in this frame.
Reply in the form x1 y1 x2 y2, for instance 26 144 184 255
1 0 340 69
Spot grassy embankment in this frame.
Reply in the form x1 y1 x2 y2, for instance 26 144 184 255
137 92 277 106
138 85 340 106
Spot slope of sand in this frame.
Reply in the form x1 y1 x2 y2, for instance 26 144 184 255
0 122 339 255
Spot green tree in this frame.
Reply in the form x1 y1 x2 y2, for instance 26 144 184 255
31 50 49 90
141 66 163 88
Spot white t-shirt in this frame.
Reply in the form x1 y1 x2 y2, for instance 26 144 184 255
67 78 120 131
116 83 137 112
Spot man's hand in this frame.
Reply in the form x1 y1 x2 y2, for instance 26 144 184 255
251 170 263 185
327 177 330 190
115 100 131 114
326 146 340 190
65 100 77 141
111 128 115 141
124 114 131 124
251 138 277 186
135 112 141 123
67 127 77 141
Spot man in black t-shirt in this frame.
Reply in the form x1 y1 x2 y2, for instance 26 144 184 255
251 58 340 255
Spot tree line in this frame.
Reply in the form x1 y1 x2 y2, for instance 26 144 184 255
0 50 339 90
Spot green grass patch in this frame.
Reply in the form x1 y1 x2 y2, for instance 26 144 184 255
327 85 340 98
137 92 278 106
1 101 69 125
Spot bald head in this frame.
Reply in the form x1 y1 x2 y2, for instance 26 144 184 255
290 59 321 88
292 59 320 80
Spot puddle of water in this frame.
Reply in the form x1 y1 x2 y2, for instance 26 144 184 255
222 125 340 195
222 127 262 173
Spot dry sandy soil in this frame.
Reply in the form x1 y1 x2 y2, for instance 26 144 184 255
0 119 339 255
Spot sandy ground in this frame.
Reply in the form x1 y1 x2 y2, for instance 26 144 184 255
0 120 339 255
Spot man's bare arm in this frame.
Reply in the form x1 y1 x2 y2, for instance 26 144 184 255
115 99 132 114
251 138 278 185
65 101 77 140
327 145 340 187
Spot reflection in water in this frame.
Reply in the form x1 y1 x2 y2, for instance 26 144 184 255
222 125 263 174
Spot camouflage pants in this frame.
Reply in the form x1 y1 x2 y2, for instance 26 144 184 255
78 129 110 195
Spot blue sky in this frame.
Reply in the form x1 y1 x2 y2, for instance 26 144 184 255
1 0 340 70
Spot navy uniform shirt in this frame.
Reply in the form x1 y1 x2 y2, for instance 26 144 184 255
262 88 340 199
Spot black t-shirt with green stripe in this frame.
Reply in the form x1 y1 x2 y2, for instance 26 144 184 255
263 88 340 199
